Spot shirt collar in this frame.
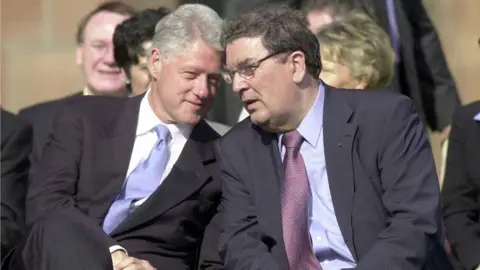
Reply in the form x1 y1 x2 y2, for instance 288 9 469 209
136 88 193 139
83 86 94 96
474 112 480 121
291 83 325 148
82 86 133 97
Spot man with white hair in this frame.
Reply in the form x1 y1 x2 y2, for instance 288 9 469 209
10 4 224 270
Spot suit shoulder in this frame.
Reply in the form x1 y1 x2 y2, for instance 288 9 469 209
60 95 133 122
64 95 127 109
329 86 413 114
195 120 222 141
218 118 255 150
18 93 81 117
1 109 32 141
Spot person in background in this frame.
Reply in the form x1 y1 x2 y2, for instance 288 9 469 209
9 4 225 270
441 101 480 270
303 0 461 141
1 109 32 260
237 10 395 122
19 1 135 161
113 7 231 135
316 11 394 89
113 7 170 96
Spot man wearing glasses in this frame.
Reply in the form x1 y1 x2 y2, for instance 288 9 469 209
216 6 452 269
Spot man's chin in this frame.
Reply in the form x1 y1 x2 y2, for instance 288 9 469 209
250 114 268 127
178 113 202 126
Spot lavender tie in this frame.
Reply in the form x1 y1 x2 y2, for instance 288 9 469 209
281 130 322 269
102 124 171 234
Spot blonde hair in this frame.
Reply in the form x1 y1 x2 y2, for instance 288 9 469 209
316 11 395 88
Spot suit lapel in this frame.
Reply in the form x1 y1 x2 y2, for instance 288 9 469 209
111 120 216 236
323 86 358 260
89 95 142 221
251 125 289 266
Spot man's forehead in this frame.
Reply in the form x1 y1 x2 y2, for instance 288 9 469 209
226 37 266 65
84 11 129 41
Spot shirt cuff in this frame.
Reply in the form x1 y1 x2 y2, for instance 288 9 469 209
109 245 128 255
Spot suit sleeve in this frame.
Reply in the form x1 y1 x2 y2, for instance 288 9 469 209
214 141 280 270
402 0 460 130
1 121 32 255
197 206 224 270
355 96 443 269
441 108 480 270
25 105 117 247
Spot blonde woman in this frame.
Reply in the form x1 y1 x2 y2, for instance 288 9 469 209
316 11 395 89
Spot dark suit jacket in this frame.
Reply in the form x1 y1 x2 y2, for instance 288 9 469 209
26 94 223 269
18 92 83 162
216 85 451 269
369 0 460 131
0 109 32 259
441 101 480 270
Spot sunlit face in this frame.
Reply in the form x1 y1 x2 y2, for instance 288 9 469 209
148 40 223 125
320 58 367 89
225 37 305 131
76 11 130 95
128 41 152 95
307 10 334 34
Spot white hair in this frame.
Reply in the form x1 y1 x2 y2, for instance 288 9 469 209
152 4 224 55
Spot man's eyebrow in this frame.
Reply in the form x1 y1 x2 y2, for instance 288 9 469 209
236 58 255 68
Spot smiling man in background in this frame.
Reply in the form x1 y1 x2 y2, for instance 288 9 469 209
19 1 135 162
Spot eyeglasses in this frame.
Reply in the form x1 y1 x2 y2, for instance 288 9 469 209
222 51 288 84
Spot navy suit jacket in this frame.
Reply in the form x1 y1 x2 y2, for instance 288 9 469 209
216 85 452 269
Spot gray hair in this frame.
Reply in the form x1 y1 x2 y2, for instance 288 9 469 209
152 4 224 56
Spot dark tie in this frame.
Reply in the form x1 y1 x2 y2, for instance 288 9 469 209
102 124 171 234
281 130 321 269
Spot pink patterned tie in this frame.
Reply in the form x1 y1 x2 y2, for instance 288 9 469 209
281 130 322 270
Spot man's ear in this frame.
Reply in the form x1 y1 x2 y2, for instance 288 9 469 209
149 48 163 80
76 46 84 66
290 51 308 84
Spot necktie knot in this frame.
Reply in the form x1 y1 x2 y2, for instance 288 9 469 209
154 124 171 143
282 130 303 149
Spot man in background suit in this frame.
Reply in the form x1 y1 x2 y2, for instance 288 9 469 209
1 109 32 259
19 1 135 161
442 101 480 270
303 0 461 139
10 4 224 270
218 6 451 269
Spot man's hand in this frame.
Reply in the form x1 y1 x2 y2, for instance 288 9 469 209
114 256 156 270
111 250 129 267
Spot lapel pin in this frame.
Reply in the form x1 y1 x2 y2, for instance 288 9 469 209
337 142 342 147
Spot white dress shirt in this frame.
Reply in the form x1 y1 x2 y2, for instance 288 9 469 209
238 108 249 122
109 89 193 255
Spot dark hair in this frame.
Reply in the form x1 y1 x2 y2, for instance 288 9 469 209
113 7 170 75
76 1 136 45
300 0 375 19
223 5 321 78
